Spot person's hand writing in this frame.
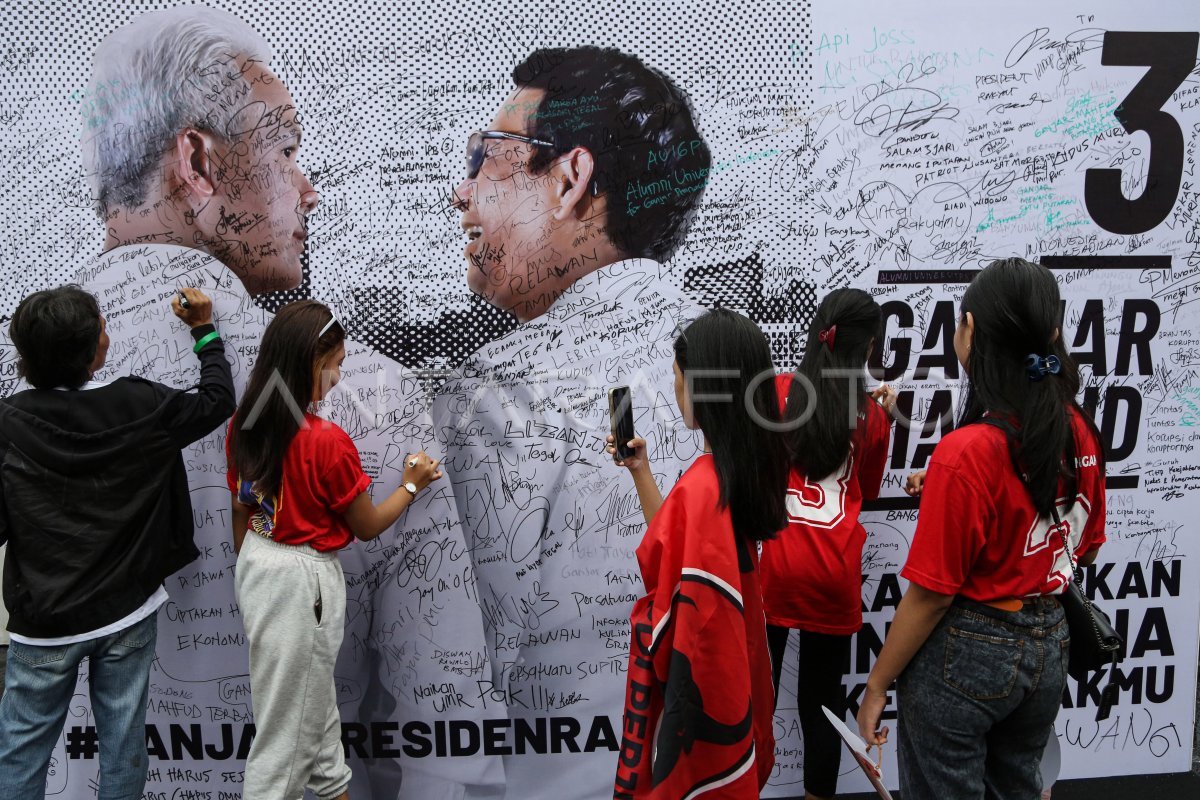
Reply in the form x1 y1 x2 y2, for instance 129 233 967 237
403 452 442 491
905 470 927 497
171 287 213 328
871 383 898 416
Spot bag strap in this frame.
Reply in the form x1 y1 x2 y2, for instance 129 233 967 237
996 421 1124 712
1048 504 1083 588
977 416 1083 589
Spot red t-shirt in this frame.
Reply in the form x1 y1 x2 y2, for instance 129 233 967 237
901 409 1106 601
614 455 775 799
226 414 371 552
759 373 892 634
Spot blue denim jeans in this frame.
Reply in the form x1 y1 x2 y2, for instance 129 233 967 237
0 612 158 800
897 596 1067 800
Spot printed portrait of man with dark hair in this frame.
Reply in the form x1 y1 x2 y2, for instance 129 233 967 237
432 46 712 800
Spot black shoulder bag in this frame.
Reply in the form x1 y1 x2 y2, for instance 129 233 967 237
1052 505 1124 720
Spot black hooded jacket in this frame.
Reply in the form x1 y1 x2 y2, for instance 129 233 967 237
0 325 234 638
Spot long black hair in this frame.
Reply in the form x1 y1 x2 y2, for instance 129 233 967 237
229 300 345 501
958 257 1103 516
786 288 882 480
673 309 788 541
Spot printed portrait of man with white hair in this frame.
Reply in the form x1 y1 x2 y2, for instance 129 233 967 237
16 6 500 800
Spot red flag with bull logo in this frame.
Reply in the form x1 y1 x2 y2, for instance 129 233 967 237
614 455 775 799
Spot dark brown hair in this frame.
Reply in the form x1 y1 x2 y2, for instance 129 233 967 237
228 300 344 500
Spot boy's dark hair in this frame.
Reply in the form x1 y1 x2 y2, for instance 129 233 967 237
958 257 1104 516
229 300 345 501
9 285 102 390
513 46 710 262
674 309 788 542
786 288 883 481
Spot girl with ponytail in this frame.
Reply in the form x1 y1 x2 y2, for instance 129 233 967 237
858 258 1107 800
760 287 895 800
226 300 442 800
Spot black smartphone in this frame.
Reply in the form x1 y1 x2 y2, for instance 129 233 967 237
608 386 635 460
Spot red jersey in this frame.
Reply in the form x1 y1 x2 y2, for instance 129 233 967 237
902 409 1106 601
759 374 891 634
226 414 371 552
614 455 775 799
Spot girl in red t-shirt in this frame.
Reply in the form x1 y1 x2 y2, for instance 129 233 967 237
226 301 441 800
760 287 895 800
857 258 1107 800
607 309 789 799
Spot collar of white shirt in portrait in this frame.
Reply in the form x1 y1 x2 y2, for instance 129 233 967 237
430 256 701 800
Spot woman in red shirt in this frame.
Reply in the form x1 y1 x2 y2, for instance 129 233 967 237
762 288 894 800
857 258 1106 799
609 309 789 799
227 301 441 800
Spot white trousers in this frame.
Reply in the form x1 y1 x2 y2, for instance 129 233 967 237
236 532 352 800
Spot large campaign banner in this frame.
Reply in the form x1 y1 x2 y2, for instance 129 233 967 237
0 0 1196 797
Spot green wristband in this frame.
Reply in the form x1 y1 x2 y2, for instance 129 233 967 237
193 330 221 353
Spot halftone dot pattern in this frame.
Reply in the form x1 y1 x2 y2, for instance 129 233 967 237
801 2 811 297
797 2 815 338
1 0 814 369
687 253 769 310
685 252 818 367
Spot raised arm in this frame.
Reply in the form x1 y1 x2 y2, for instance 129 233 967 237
607 435 665 525
161 288 236 447
342 452 442 541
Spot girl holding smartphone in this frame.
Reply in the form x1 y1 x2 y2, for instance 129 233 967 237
608 309 789 799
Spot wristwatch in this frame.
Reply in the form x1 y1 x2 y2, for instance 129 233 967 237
403 481 419 496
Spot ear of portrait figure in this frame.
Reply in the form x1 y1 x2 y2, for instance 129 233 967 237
179 62 319 296
455 88 603 323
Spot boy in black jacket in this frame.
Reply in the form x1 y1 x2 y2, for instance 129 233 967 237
0 285 234 799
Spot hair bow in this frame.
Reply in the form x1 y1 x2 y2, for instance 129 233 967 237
818 324 837 352
1024 353 1062 381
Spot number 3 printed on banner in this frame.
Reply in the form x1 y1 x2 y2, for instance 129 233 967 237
1084 31 1199 235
